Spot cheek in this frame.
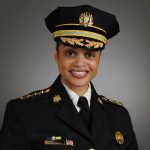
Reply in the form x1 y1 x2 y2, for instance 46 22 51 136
58 59 71 71
92 63 99 71
90 59 100 69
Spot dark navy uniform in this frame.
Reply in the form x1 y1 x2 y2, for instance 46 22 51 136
0 76 138 150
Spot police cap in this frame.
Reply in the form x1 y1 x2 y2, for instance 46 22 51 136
45 5 119 50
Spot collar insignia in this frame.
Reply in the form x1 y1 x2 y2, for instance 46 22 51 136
79 12 93 27
53 95 61 103
115 131 125 145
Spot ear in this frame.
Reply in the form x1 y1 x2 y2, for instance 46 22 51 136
55 51 59 64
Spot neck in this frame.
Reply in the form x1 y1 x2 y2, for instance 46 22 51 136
61 81 89 96
69 86 89 96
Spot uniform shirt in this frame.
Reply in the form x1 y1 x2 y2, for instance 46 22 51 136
62 82 91 112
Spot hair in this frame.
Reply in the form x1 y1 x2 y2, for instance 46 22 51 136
56 43 59 51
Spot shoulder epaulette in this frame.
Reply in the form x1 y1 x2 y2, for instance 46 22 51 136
98 95 124 107
20 87 50 101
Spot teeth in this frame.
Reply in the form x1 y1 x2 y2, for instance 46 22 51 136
71 71 87 78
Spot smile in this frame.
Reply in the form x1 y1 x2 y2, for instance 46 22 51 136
70 70 88 79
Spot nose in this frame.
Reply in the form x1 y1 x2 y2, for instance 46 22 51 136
75 54 86 67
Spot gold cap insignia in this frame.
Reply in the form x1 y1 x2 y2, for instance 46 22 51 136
79 12 93 27
115 131 124 145
53 95 61 103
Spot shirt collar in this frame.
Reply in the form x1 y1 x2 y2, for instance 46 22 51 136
61 82 91 112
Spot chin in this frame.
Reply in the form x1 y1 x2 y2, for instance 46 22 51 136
69 78 90 88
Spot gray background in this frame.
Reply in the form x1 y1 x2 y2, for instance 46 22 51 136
0 0 149 149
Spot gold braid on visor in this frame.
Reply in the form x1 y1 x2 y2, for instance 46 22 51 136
53 30 107 44
52 30 108 49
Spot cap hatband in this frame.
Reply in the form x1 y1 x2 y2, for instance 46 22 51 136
53 30 107 43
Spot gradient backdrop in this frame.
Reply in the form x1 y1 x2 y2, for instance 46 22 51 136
0 0 149 149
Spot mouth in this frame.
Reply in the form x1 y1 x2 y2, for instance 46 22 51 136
70 70 89 79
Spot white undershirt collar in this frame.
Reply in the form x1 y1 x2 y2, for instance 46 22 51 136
62 82 91 112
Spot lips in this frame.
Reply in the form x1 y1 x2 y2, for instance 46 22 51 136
70 70 88 79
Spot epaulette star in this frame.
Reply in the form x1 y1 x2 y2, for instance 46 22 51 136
20 87 50 101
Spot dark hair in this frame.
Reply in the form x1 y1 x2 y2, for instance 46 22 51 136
56 43 60 51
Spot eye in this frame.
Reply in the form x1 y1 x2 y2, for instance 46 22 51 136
85 52 95 58
65 50 76 57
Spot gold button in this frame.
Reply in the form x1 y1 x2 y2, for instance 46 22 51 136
115 131 124 145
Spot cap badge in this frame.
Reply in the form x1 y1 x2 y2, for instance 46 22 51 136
115 131 125 145
53 95 61 103
79 12 93 27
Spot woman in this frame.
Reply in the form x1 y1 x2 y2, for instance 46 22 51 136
0 5 138 150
